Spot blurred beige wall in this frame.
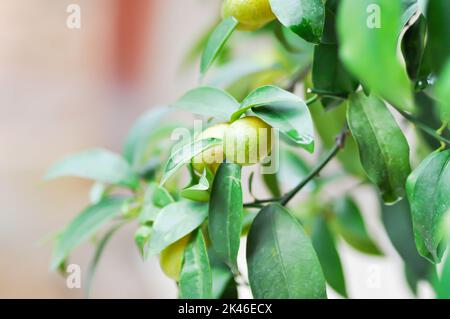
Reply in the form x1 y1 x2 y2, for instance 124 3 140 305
0 0 434 299
0 0 219 298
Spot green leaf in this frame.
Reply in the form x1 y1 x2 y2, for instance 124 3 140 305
139 182 174 224
401 0 419 27
231 85 301 121
45 149 139 189
160 137 222 186
208 163 243 272
309 98 365 177
172 86 240 120
427 0 450 74
347 93 411 203
51 197 127 270
321 0 339 44
338 0 414 110
269 0 325 44
122 106 170 165
179 230 212 299
278 148 312 191
312 43 358 109
332 196 382 255
435 61 450 123
406 150 450 263
401 15 428 82
247 204 327 298
437 254 450 298
148 201 208 256
134 225 152 259
209 249 238 299
252 100 315 152
181 169 212 203
312 216 347 298
262 170 281 198
85 222 124 298
200 17 238 75
381 198 433 286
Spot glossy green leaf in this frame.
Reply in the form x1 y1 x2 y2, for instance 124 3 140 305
338 0 414 110
45 149 139 189
252 100 314 152
427 0 450 74
51 197 127 270
179 230 212 299
381 198 433 287
312 216 347 298
209 249 238 299
262 171 281 198
160 137 222 186
200 17 238 75
85 222 124 297
435 61 450 123
269 0 325 44
347 93 411 203
406 150 450 263
181 169 212 203
231 85 301 121
173 86 240 120
139 182 174 224
309 98 365 177
402 0 419 27
148 201 208 256
208 163 243 272
321 0 338 44
437 254 450 298
312 43 358 109
332 196 382 255
122 106 170 165
134 225 152 259
247 204 327 298
401 15 427 82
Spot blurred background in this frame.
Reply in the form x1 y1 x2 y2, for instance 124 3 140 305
0 0 434 298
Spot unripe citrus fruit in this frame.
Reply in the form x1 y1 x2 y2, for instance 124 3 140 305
224 116 272 165
222 0 276 31
192 123 229 174
159 235 190 281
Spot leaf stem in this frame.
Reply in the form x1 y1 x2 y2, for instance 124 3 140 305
392 106 450 145
243 127 348 208
279 127 348 206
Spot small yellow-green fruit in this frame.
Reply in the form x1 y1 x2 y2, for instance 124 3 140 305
159 235 190 281
192 123 230 174
222 0 276 31
224 116 272 165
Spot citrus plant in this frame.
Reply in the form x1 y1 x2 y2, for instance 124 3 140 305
46 0 450 299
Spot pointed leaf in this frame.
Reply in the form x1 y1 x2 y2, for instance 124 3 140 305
252 100 314 152
231 85 300 121
179 230 212 299
122 106 170 164
173 86 240 120
148 201 208 256
347 93 411 203
181 169 211 202
208 163 243 272
406 150 450 263
435 61 450 123
51 197 127 270
338 0 414 110
269 0 325 44
437 253 450 298
312 217 348 298
45 149 139 189
160 137 222 186
139 182 174 224
247 204 327 298
332 196 382 255
200 17 238 75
